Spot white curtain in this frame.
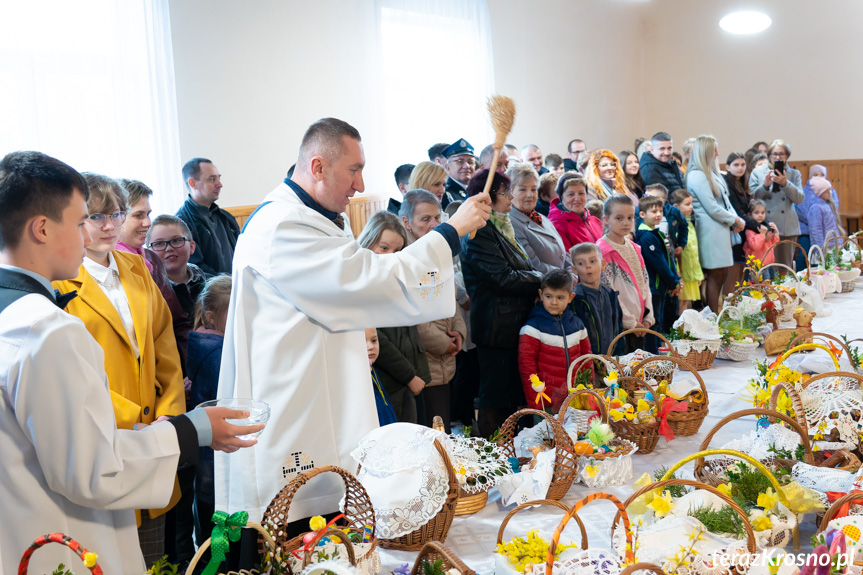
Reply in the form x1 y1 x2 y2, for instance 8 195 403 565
374 0 495 196
0 0 183 216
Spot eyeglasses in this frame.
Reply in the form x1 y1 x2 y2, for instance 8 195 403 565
769 151 788 159
88 211 127 225
148 237 191 251
449 158 477 167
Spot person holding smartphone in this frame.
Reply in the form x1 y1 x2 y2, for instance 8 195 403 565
748 139 804 268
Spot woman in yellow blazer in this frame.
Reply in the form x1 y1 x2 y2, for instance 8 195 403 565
53 173 185 564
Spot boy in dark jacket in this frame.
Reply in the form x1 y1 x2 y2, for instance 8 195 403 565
635 196 682 353
518 269 592 412
569 243 625 356
642 183 687 334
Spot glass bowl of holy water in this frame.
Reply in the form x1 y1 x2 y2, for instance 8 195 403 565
196 398 270 440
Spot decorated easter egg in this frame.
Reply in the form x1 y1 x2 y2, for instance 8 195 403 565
574 442 594 455
843 524 862 542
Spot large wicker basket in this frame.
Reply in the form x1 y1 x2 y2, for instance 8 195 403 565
605 375 661 454
411 542 476 575
693 408 814 486
497 409 577 501
557 387 637 461
497 499 588 550
261 465 377 571
631 355 709 437
430 416 493 517
715 306 759 362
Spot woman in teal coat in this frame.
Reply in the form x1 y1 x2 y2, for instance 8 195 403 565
686 135 745 312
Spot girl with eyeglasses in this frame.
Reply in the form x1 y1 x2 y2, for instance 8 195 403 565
52 173 185 567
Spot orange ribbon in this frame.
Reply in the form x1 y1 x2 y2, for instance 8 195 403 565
825 490 863 519
535 391 551 410
656 397 688 442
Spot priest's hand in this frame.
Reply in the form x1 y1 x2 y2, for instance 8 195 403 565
205 407 265 453
448 192 492 237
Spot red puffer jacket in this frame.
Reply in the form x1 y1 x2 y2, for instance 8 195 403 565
548 198 603 251
518 303 592 411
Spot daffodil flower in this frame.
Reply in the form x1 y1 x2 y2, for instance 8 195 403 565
717 483 732 497
752 515 773 531
757 487 780 512
648 490 674 517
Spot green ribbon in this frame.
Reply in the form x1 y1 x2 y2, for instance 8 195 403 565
201 510 248 575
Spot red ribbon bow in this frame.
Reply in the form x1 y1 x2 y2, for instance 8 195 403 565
825 490 863 519
656 397 689 442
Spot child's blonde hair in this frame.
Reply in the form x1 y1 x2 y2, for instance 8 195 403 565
194 275 232 330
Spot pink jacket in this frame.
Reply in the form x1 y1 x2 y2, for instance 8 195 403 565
598 237 654 330
548 198 603 251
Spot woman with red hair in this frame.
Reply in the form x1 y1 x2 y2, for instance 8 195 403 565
584 150 639 206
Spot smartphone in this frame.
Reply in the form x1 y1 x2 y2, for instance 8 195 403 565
774 160 785 174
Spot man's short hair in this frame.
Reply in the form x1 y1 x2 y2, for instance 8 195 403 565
118 179 153 208
545 153 563 169
398 189 440 222
638 195 664 214
479 144 495 167
568 139 585 153
428 143 449 162
570 241 602 262
394 164 415 186
147 214 192 246
651 132 672 143
521 144 541 154
182 158 212 190
298 118 362 167
540 268 573 292
0 151 89 250
645 183 669 200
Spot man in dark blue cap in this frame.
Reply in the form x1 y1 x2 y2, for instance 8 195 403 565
442 138 476 209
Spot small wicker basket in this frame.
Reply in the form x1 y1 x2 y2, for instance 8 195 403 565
411 542 476 575
603 375 661 454
497 408 577 501
693 408 814 486
557 387 637 461
430 417 494 517
497 499 588 550
715 306 759 362
630 355 709 437
18 533 103 575
261 465 379 569
606 328 677 384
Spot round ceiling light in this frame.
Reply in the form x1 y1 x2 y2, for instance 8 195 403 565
719 11 772 34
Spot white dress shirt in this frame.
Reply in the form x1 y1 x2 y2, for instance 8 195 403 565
82 253 140 358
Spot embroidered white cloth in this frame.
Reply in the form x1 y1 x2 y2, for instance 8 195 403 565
444 435 512 495
576 449 635 488
673 309 722 341
719 423 802 462
350 423 450 538
496 448 556 507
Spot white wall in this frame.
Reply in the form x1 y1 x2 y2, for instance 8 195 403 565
170 0 863 207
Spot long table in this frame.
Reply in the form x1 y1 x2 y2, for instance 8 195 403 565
378 283 863 574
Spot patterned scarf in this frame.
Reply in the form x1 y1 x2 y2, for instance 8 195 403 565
520 208 545 227
490 210 529 260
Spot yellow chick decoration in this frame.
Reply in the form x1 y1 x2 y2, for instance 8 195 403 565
309 515 327 532
529 374 551 409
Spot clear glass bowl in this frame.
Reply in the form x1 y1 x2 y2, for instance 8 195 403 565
196 398 270 440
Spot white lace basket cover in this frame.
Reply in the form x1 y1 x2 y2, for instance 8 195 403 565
619 349 675 379
495 544 624 575
350 423 449 539
793 462 863 509
799 374 863 445
291 541 380 575
445 434 512 494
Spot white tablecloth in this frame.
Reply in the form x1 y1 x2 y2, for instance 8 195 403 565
378 281 863 574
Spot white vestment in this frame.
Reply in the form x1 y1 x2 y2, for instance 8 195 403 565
215 182 456 523
0 293 181 575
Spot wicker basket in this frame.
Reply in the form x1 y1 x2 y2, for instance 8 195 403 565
607 328 677 384
261 465 379 567
614 478 757 554
619 563 667 575
789 331 856 366
411 542 476 575
497 408 577 501
605 375 661 454
631 355 709 437
548 493 636 573
557 387 637 461
430 416 492 517
816 491 863 550
183 521 277 575
380 440 458 550
693 408 814 486
715 306 760 362
763 239 811 280
562 354 622 434
496 499 588 550
18 533 103 575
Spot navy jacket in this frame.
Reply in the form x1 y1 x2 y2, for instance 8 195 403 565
635 203 688 251
639 151 686 193
176 196 240 276
187 329 224 504
635 223 681 295
570 283 625 355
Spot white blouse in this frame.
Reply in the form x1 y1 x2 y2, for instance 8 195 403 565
82 253 140 359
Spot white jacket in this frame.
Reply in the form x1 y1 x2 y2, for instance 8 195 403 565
0 293 181 575
215 182 456 523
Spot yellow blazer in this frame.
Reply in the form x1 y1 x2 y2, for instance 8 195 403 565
54 250 185 521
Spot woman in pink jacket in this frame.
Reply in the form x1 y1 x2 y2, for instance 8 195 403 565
548 174 603 250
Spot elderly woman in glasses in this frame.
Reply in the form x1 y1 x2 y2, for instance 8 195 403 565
52 173 185 566
748 139 804 268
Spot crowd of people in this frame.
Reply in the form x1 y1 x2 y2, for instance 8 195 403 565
381 133 846 438
0 121 848 573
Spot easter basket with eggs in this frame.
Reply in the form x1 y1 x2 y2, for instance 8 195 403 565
715 305 760 362
601 371 663 455
495 409 577 505
607 329 677 385
560 354 623 435
557 387 636 488
628 354 708 437
261 465 380 574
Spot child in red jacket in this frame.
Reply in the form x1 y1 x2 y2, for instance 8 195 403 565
518 269 592 412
